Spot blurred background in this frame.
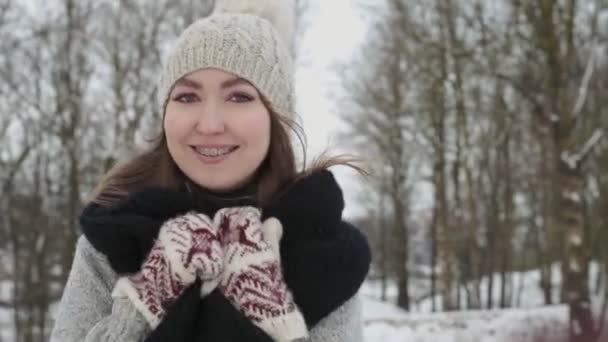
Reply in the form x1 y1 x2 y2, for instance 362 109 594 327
0 0 607 341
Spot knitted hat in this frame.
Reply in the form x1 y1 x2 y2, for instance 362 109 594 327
157 0 296 120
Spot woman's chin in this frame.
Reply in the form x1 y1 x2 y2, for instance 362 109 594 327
190 176 253 195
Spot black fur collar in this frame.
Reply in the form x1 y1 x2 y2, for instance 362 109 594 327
79 170 371 341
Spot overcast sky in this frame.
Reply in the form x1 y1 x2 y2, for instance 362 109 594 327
295 0 370 218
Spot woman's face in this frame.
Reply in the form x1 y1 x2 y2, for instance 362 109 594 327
164 68 271 193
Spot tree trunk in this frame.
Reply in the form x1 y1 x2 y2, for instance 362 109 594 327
430 191 438 312
392 187 409 310
558 154 594 341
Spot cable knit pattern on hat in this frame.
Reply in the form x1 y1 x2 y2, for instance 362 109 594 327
157 12 295 120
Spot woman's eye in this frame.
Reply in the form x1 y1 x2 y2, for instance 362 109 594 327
229 92 254 103
173 93 199 103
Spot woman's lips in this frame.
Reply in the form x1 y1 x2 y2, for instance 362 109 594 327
190 146 239 165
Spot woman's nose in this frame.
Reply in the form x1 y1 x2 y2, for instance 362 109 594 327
195 101 225 134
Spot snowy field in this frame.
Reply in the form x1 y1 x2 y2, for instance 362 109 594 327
0 263 606 341
362 262 607 342
363 295 569 342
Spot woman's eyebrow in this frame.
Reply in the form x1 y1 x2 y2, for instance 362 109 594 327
175 77 202 89
174 76 251 90
221 77 252 89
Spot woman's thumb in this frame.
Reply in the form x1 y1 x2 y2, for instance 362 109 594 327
261 217 283 258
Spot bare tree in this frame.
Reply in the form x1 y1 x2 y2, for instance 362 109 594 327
340 2 608 334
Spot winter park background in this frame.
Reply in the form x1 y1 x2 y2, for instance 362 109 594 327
1 0 608 341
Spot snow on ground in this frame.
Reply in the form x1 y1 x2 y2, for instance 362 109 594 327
364 262 605 312
362 295 569 342
362 262 606 341
0 263 605 341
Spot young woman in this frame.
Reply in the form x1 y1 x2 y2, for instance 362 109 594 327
50 1 371 341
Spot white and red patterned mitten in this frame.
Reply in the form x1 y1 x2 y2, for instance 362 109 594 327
112 212 223 328
215 207 308 342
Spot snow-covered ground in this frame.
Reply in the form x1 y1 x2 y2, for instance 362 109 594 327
362 262 606 342
362 295 570 342
363 262 582 312
0 263 606 341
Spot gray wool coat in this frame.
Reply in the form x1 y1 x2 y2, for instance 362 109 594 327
50 236 364 342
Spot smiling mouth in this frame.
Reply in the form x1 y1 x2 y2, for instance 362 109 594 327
190 146 239 158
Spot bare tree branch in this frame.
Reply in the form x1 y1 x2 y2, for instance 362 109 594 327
572 41 598 120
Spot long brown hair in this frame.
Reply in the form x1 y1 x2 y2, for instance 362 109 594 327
87 97 365 208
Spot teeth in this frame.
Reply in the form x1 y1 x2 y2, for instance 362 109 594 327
194 146 235 157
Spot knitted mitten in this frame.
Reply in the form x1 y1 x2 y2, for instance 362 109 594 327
215 207 308 342
112 212 224 328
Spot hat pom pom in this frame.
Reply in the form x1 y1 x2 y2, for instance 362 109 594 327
213 0 295 50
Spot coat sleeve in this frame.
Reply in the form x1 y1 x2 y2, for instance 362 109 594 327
50 236 151 342
304 293 364 342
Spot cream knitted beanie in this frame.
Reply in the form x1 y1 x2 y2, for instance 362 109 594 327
157 0 296 120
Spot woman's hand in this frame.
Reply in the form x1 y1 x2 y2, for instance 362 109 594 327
214 207 308 342
112 212 224 328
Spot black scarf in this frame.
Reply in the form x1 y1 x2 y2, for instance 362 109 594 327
79 170 371 341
